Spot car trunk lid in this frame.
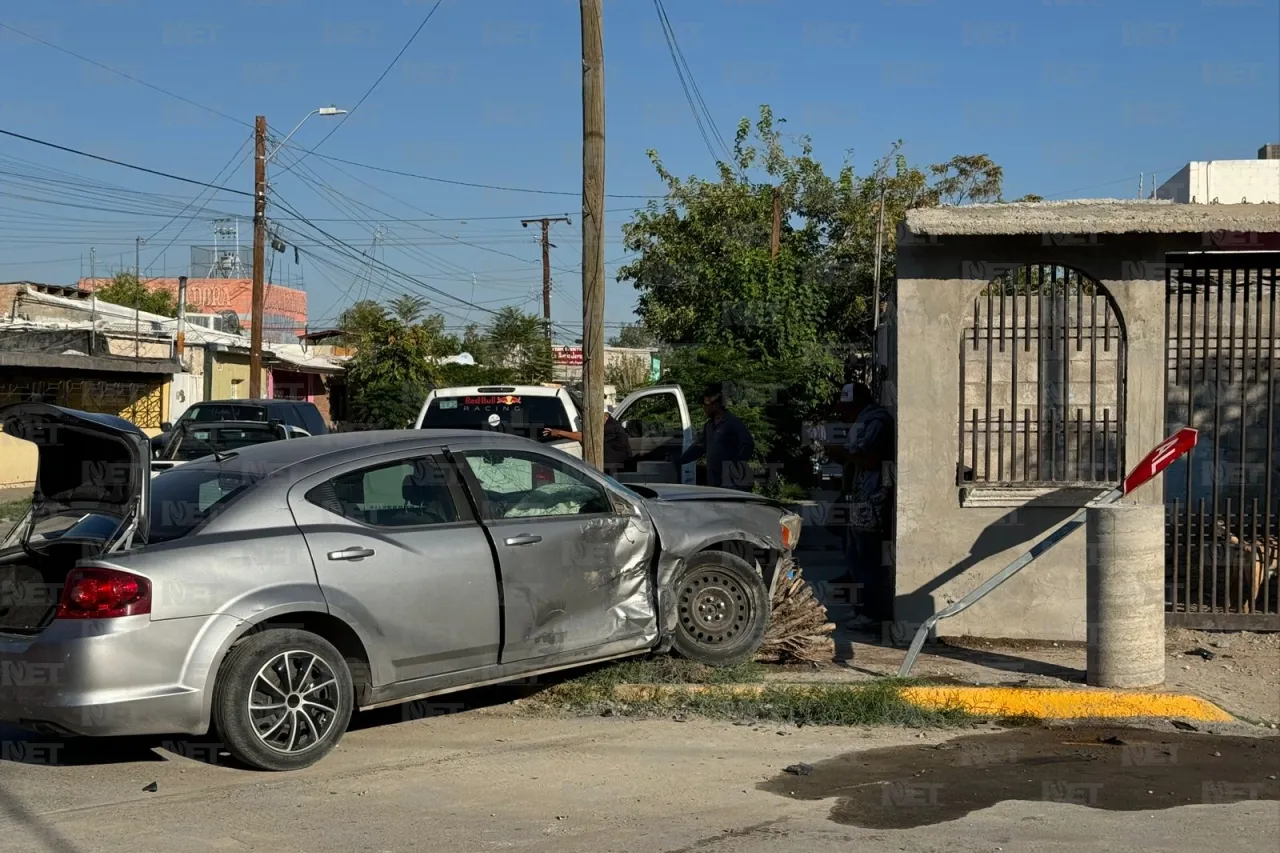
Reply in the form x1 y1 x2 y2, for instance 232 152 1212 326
0 403 150 633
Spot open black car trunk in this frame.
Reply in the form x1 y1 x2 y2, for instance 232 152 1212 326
0 403 149 633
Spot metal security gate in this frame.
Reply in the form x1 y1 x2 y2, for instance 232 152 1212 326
1165 253 1280 629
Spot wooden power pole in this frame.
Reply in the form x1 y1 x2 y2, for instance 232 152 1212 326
580 0 606 470
249 114 268 399
521 216 571 340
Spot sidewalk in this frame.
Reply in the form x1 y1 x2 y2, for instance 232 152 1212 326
789 534 1280 728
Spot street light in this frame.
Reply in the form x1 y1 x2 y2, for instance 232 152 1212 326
248 105 345 398
267 105 347 162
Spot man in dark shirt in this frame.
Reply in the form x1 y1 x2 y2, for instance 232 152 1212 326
678 383 755 491
543 412 633 477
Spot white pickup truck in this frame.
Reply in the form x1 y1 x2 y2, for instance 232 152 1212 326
413 384 697 485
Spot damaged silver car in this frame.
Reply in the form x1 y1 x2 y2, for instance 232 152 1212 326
0 403 800 771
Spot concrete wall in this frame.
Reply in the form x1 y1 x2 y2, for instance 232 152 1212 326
892 233 1201 641
1157 160 1280 204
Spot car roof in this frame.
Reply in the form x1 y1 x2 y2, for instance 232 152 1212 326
175 428 534 477
429 386 563 396
193 399 314 407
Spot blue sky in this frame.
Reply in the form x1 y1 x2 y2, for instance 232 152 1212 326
0 0 1276 338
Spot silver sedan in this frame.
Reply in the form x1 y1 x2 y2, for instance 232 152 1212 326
0 403 800 771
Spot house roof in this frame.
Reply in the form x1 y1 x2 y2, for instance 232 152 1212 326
902 199 1280 237
6 288 346 372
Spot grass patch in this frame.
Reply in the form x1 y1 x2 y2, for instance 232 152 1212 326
530 662 976 728
0 497 31 521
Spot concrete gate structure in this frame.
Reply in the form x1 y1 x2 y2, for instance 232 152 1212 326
888 199 1280 641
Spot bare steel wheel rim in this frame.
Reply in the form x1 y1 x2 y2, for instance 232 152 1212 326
248 651 340 755
678 570 752 646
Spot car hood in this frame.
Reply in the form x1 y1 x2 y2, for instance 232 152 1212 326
630 482 785 508
0 402 150 538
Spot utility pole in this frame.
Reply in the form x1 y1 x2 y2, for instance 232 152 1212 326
871 184 886 332
580 0 606 470
134 236 144 358
176 275 189 365
250 115 268 399
521 216 571 340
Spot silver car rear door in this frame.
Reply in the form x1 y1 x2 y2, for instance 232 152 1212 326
287 449 501 686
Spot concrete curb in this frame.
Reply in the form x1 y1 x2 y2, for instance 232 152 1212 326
608 683 1234 723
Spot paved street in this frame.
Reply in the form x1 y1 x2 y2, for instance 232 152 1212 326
2 709 1276 853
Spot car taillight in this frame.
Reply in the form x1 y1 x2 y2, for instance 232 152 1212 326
533 463 554 485
55 568 151 620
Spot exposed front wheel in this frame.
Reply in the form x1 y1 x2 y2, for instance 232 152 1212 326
669 551 770 667
212 629 354 771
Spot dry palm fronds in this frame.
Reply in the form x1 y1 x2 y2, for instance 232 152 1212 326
756 558 836 665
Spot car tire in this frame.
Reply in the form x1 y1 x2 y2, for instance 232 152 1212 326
669 550 770 667
212 629 354 772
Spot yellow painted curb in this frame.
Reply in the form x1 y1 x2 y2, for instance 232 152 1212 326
900 686 1234 722
607 683 1234 722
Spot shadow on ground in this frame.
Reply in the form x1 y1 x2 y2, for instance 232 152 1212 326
0 666 597 771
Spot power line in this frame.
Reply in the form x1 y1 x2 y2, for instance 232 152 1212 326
278 0 445 176
652 0 733 168
0 22 253 130
0 127 255 196
2 25 667 201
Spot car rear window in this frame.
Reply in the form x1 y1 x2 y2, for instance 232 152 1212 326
421 395 572 441
185 404 268 424
164 424 284 461
148 467 263 545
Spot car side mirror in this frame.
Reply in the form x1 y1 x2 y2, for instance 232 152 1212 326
160 422 172 432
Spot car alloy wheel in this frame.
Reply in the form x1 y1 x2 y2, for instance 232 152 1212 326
248 651 342 755
212 629 354 771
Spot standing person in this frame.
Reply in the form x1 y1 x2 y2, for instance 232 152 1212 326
543 411 633 478
824 382 895 630
678 382 755 491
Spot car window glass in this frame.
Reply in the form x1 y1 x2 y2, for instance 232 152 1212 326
462 451 612 519
298 406 326 435
619 394 682 437
312 458 460 528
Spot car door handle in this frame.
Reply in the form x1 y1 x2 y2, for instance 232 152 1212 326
504 534 542 547
327 547 375 561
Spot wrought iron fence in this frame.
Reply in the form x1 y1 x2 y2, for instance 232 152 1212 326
958 265 1127 486
1165 255 1279 627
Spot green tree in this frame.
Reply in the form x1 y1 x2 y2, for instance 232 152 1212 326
608 323 657 348
481 306 554 383
93 272 189 317
338 297 458 429
618 104 1007 479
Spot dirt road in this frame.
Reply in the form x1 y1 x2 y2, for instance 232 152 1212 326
2 708 1276 853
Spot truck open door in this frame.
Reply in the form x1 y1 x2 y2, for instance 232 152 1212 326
611 385 694 485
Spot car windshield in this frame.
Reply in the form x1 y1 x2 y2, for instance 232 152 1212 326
183 404 268 424
147 465 264 545
164 424 283 461
421 394 572 441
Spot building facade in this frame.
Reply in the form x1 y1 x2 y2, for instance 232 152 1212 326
78 277 308 343
1156 143 1280 204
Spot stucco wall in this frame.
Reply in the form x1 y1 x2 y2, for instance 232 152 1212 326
892 233 1197 641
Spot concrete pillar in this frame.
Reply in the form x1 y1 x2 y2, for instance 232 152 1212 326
1086 504 1166 688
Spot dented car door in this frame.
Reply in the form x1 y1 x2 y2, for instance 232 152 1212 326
450 445 658 665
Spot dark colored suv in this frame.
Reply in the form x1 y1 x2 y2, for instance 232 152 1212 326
151 399 327 456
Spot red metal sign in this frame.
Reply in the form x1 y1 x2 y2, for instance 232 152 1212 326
1122 426 1198 495
553 346 583 366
